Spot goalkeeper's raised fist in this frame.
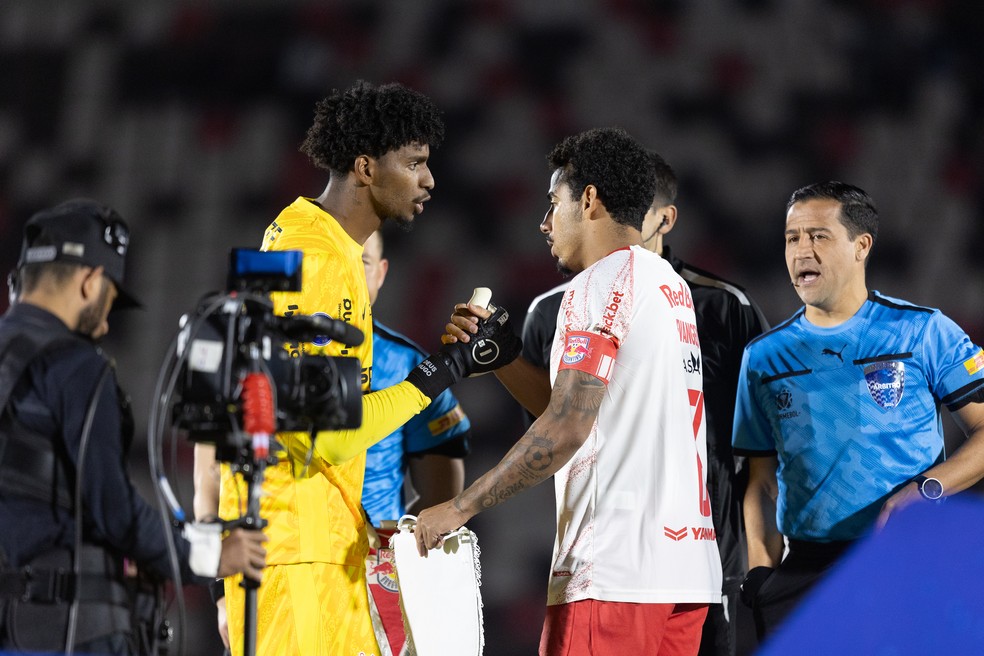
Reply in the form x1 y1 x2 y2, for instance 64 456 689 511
405 289 522 400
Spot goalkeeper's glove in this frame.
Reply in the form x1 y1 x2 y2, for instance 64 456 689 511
405 303 522 400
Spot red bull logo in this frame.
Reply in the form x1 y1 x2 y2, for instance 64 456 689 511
369 560 396 576
660 282 693 309
562 335 591 365
367 549 399 593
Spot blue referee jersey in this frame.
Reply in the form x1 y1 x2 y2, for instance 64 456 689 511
733 291 984 541
362 321 471 525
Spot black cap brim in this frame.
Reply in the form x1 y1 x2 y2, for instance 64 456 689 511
110 284 143 311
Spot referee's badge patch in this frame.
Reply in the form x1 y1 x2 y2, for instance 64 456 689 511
864 361 905 408
964 348 984 376
562 335 591 365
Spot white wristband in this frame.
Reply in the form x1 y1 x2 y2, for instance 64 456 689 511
183 522 223 577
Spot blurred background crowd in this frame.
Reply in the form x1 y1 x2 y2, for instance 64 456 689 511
1 1 982 653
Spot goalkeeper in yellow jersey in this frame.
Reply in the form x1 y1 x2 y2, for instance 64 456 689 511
196 80 521 656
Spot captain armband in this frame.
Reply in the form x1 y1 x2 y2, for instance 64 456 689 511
557 330 618 383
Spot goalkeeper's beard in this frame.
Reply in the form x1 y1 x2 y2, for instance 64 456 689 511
377 203 419 232
392 215 416 232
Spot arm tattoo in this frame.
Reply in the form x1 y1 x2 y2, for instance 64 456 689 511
549 370 606 418
523 435 554 472
455 370 605 515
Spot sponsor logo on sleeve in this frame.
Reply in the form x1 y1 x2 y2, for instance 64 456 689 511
864 361 905 408
601 291 624 331
428 405 466 435
964 349 984 376
265 220 282 243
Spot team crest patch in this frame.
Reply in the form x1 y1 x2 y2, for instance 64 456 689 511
562 335 591 365
367 548 400 593
311 312 333 347
864 361 905 408
964 349 984 376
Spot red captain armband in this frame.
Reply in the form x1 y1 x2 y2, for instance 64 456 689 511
557 331 618 383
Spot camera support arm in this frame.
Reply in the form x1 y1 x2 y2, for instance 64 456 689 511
229 365 275 656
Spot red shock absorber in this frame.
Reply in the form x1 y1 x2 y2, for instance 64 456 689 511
242 371 275 460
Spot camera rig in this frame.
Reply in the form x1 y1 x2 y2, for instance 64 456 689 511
172 249 363 462
152 248 365 656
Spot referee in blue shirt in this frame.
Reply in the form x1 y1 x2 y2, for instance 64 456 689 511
733 182 984 641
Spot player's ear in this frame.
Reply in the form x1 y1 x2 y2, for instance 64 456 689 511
354 155 373 185
658 205 678 234
80 265 104 300
855 233 873 262
377 258 390 289
582 185 601 219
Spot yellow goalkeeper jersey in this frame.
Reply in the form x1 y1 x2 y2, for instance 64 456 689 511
220 197 374 567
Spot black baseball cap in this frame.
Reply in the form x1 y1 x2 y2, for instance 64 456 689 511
17 199 141 309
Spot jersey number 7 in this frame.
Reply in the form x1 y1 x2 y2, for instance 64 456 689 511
689 389 712 518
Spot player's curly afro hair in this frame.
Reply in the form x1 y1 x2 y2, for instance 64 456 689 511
547 127 657 231
301 80 445 174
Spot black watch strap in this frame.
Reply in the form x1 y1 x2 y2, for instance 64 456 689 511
912 474 944 501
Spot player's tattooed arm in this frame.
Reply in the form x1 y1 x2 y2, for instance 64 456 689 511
454 369 606 515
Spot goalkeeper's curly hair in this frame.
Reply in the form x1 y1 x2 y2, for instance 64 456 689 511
547 127 657 231
301 80 445 175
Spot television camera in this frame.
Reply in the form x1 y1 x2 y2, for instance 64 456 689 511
171 248 363 463
153 248 364 656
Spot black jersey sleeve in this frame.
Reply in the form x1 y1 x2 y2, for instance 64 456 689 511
522 288 565 371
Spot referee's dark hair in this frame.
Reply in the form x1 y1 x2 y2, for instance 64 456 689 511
651 152 678 208
301 80 445 175
787 181 879 247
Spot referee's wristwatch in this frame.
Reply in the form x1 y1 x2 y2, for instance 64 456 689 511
912 474 944 502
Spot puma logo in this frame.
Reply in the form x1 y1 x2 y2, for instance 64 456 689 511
821 345 846 363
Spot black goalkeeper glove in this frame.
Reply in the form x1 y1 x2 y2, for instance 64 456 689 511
405 302 522 400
